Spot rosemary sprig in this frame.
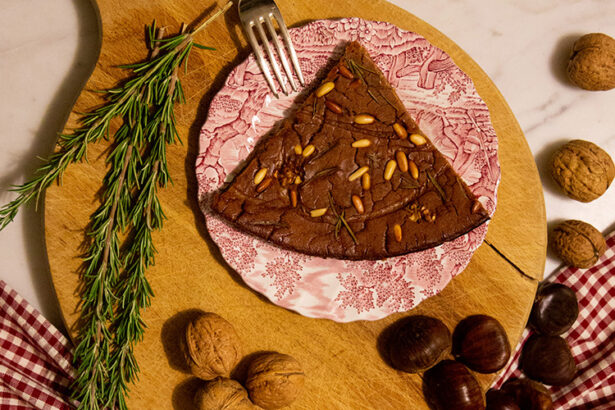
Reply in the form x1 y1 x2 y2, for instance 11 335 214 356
0 92 123 230
301 167 338 185
426 170 448 202
105 28 186 409
71 22 179 410
339 210 358 244
377 89 397 111
366 89 379 103
313 167 338 178
328 192 358 244
346 58 377 78
74 119 144 410
346 58 379 103
334 218 342 238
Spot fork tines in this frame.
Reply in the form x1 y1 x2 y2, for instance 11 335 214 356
239 1 305 97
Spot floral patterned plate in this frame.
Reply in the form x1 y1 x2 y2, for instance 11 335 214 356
196 18 500 322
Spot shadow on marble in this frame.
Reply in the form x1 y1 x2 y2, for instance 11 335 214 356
546 217 566 261
549 33 584 88
10 0 101 336
533 137 570 198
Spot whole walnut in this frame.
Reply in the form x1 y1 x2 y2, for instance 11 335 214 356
551 220 606 268
550 140 614 202
183 312 242 380
567 33 615 90
245 352 305 409
195 378 255 410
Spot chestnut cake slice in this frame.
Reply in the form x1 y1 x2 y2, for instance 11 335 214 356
212 41 490 260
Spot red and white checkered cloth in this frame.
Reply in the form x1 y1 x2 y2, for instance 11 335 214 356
0 280 74 409
493 229 615 409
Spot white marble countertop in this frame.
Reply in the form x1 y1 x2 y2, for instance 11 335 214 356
1 0 614 334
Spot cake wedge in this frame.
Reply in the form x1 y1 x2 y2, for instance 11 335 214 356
212 41 490 260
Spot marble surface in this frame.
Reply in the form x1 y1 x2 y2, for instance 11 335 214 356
1 0 614 334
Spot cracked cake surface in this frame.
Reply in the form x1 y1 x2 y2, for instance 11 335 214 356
212 41 490 260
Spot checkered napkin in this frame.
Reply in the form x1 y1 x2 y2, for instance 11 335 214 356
0 280 74 409
492 229 615 409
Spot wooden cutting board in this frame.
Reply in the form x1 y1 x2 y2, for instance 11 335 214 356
44 0 547 408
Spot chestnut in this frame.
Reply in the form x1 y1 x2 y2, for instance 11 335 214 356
387 315 451 373
500 378 553 410
422 360 485 410
529 282 578 336
452 315 511 373
485 389 519 410
520 334 577 386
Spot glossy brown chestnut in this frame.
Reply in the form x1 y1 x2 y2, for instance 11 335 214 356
422 360 485 410
520 334 577 386
485 389 520 410
500 378 554 410
530 282 579 336
452 315 511 373
387 315 451 373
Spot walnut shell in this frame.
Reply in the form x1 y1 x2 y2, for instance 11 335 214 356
195 378 255 410
245 352 305 409
183 312 242 380
567 33 615 91
550 140 614 202
551 220 606 268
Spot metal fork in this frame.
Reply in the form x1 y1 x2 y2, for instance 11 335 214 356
238 0 305 97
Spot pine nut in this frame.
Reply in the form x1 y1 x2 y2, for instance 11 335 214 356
351 139 371 148
352 195 365 214
315 81 335 97
290 190 298 207
354 114 375 125
349 79 361 89
338 65 354 79
256 177 273 193
302 144 315 157
393 122 408 139
254 168 268 185
310 207 328 217
384 160 397 181
294 144 303 155
361 173 371 190
348 166 369 182
325 100 343 114
393 224 403 242
409 160 419 179
410 133 427 146
396 151 408 173
471 200 482 214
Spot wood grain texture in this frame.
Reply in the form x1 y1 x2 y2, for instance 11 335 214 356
43 0 547 408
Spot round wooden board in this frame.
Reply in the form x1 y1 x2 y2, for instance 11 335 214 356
44 0 547 408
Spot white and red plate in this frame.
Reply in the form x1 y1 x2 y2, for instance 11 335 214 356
195 18 500 322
